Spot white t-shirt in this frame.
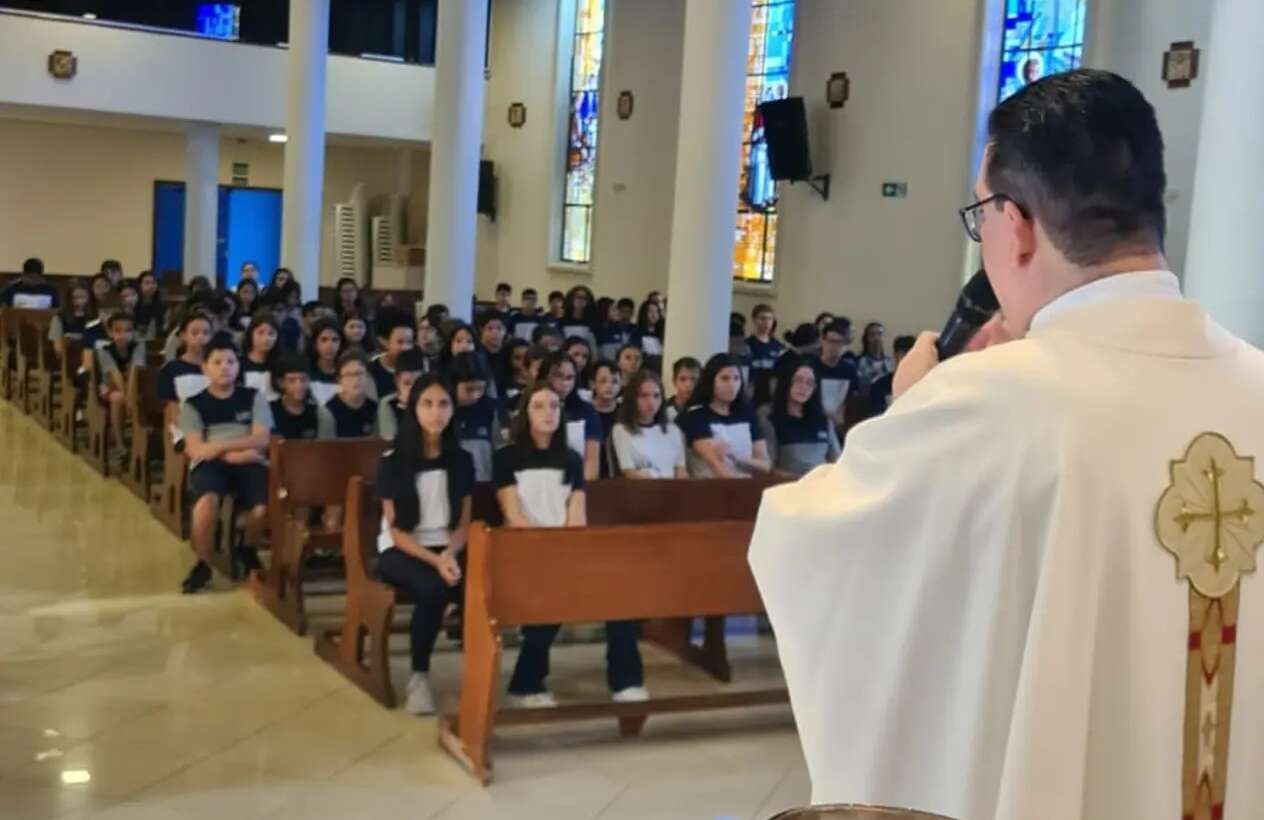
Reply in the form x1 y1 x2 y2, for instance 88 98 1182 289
610 423 685 478
377 470 451 552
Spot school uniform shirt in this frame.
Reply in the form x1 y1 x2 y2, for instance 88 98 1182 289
745 335 787 376
97 340 145 385
868 372 895 415
133 300 166 337
309 364 339 406
455 395 498 482
0 280 58 309
511 311 552 343
563 392 602 462
639 331 664 359
814 355 860 418
318 394 378 439
559 319 596 350
376 449 476 551
81 319 109 352
178 386 273 467
610 422 686 479
492 446 585 528
158 359 209 405
270 398 320 440
856 353 895 389
48 314 89 342
376 396 406 441
678 403 764 478
596 323 641 360
279 316 303 351
757 406 840 477
241 358 278 402
664 399 686 426
366 355 398 403
595 406 619 477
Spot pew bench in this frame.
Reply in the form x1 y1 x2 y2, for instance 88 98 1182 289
14 312 54 415
52 339 83 451
122 363 164 502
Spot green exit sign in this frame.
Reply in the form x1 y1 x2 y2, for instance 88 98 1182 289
882 181 908 198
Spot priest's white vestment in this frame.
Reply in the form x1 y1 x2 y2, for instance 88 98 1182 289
749 271 1264 820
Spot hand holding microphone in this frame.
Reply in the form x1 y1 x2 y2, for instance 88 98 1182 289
893 269 1002 401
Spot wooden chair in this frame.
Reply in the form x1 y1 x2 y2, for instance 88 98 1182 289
152 424 189 538
0 309 14 400
13 316 44 413
121 363 163 502
251 437 388 635
52 339 83 451
82 360 111 475
440 514 786 783
33 329 60 430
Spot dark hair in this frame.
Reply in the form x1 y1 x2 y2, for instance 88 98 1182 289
511 385 569 458
538 350 578 400
691 353 749 413
60 279 96 323
531 324 562 344
594 296 615 328
178 310 214 335
986 69 1166 266
375 306 414 342
244 311 282 366
272 268 293 287
106 311 134 330
386 375 465 531
301 300 325 318
495 283 512 295
187 275 213 294
618 370 669 433
505 337 530 359
547 290 564 302
770 354 826 425
672 356 701 377
476 311 506 332
636 300 665 336
562 285 597 324
22 258 44 276
335 348 369 377
450 351 491 386
425 304 449 327
785 322 820 349
893 335 916 356
522 288 538 299
525 343 551 371
616 297 635 311
440 321 479 371
752 303 774 318
729 313 747 338
822 319 853 341
615 344 643 370
100 259 122 275
204 331 238 362
237 278 258 297
395 347 428 374
272 351 311 395
308 317 343 367
117 279 140 296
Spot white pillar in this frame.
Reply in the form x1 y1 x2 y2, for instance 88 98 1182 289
1184 0 1264 347
280 0 329 301
182 124 219 281
424 0 488 321
662 0 752 374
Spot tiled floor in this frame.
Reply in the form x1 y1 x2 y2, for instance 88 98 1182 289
0 403 808 819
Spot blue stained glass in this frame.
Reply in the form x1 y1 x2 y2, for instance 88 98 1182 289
998 0 1086 101
560 0 608 264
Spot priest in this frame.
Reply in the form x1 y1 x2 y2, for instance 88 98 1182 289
750 69 1264 820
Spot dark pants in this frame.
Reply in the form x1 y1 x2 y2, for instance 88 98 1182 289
507 620 644 695
377 547 463 673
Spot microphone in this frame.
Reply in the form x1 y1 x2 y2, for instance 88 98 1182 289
936 269 1000 360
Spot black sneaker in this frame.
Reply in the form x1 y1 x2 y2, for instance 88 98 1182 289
234 547 263 575
181 561 212 594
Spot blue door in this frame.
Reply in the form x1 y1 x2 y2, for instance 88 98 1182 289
152 182 283 288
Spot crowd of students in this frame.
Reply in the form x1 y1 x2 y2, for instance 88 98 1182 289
7 256 911 716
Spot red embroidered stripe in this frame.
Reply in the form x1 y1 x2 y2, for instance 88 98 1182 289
1222 625 1236 645
1212 804 1224 819
1189 632 1202 650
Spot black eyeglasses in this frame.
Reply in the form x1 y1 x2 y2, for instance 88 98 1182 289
958 193 1025 242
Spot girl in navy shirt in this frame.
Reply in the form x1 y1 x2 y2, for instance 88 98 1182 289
559 285 598 350
241 313 281 402
758 354 840 477
678 353 771 478
450 352 499 482
48 280 95 358
494 384 646 706
438 321 479 376
539 351 600 480
134 270 166 338
307 317 343 405
377 375 475 714
563 336 594 401
590 360 621 478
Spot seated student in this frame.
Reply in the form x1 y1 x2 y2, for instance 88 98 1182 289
48 280 95 358
616 297 636 325
270 353 320 441
300 300 333 346
596 299 640 360
590 361 621 478
367 308 417 402
376 375 475 714
502 338 531 408
134 270 166 338
539 351 600 480
116 280 154 340
546 290 565 322
611 370 688 479
159 292 218 361
512 288 549 342
234 279 260 331
531 323 563 353
867 334 915 416
100 258 124 290
559 285 598 350
665 356 701 425
157 313 213 444
758 354 840 477
451 352 499 482
240 313 281 402
416 312 443 370
745 304 786 405
264 285 302 351
307 317 343 405
88 272 114 306
178 333 273 593
317 350 378 439
564 336 594 402
477 312 511 395
814 318 861 429
492 282 517 324
342 311 371 353
0 257 58 308
332 277 363 322
615 344 644 386
376 348 427 441
437 320 479 376
678 353 771 478
95 311 146 453
494 384 647 707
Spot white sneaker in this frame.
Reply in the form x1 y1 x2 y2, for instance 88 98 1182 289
512 692 558 709
611 686 650 703
404 673 436 715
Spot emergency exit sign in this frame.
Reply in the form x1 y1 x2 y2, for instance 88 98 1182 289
882 181 908 198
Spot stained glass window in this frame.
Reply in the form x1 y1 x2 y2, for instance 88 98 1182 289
734 0 796 284
560 0 606 264
998 0 1086 102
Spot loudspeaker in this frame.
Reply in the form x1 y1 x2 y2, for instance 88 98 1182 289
759 97 812 182
478 160 496 220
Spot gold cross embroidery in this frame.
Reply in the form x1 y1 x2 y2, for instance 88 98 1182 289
1172 460 1257 572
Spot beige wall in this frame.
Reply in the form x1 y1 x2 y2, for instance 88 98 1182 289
0 118 424 288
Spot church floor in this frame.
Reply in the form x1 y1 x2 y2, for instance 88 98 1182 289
0 403 807 820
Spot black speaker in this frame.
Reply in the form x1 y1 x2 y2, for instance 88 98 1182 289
478 160 496 220
759 97 812 182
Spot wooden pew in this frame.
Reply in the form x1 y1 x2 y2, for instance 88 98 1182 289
251 437 388 635
82 359 111 475
14 311 54 414
52 339 83 451
442 509 784 783
121 363 163 502
152 429 189 538
33 325 61 430
316 476 782 710
0 309 14 400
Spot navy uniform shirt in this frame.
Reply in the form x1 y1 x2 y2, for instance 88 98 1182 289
178 386 272 466
678 403 764 478
492 445 585 527
319 395 378 439
270 398 320 440
455 394 499 482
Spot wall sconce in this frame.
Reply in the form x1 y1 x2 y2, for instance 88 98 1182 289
507 102 527 128
826 72 850 109
48 50 78 80
617 90 634 120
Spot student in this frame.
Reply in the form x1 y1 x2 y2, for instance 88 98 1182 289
559 285 597 350
758 355 840 477
492 283 516 322
646 290 665 313
616 297 636 325
0 257 58 308
376 348 427 441
307 317 343 405
745 304 786 405
531 324 563 352
333 277 362 321
117 281 152 339
270 353 320 441
678 353 771 478
615 345 644 385
95 311 146 453
376 375 476 714
134 270 166 337
814 311 836 339
855 321 895 389
597 300 639 360
157 314 214 431
867 334 915 415
300 300 330 342
89 272 114 306
546 290 565 321
814 318 861 427
502 338 531 408
564 336 593 401
268 267 295 294
512 288 548 342
178 333 273 593
450 352 499 482
523 344 550 392
590 361 621 478
318 350 377 439
494 385 647 706
187 275 213 298
635 299 665 369
100 259 124 290
438 321 478 375
611 370 688 479
367 308 417 402
48 280 95 357
665 356 701 425
240 313 281 402
342 311 370 353
784 322 821 357
235 279 260 330
477 312 510 394
239 260 260 283
539 351 600 480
